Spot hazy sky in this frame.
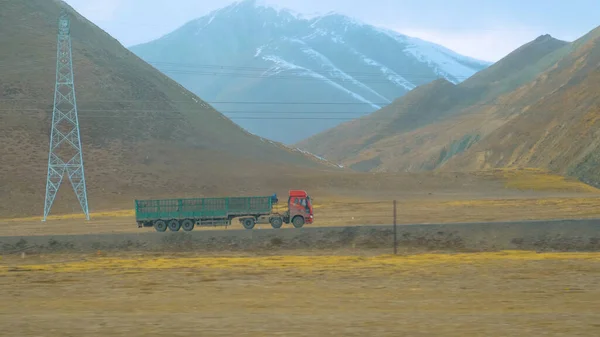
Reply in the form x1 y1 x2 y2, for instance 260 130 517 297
64 0 599 62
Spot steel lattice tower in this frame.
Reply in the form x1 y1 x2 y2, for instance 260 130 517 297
43 8 90 221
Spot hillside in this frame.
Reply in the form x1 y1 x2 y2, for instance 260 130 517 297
0 0 342 218
129 0 490 144
298 33 574 172
444 27 600 185
298 78 469 167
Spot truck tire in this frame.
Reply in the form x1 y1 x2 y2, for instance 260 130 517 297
181 219 195 232
154 220 167 232
292 216 305 228
270 216 283 229
242 218 255 230
168 219 181 232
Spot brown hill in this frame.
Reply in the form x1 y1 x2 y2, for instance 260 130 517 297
2 0 594 221
462 34 569 93
443 27 600 185
299 78 467 168
297 32 575 173
0 0 343 218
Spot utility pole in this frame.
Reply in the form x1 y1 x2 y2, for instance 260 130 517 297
393 200 397 254
43 8 90 221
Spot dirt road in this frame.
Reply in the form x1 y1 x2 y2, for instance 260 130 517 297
2 218 600 254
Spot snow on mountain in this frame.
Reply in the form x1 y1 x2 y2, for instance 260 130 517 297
130 0 491 144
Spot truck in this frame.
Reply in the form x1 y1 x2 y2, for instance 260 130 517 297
135 190 314 232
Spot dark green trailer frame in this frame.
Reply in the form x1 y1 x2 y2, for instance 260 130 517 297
135 196 277 232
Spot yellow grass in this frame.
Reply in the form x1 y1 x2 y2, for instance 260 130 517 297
2 251 600 336
442 196 599 207
2 169 600 234
3 209 135 223
4 251 600 275
3 195 600 236
475 168 600 193
2 198 350 222
4 169 597 225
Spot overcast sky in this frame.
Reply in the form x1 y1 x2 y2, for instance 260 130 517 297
64 0 599 62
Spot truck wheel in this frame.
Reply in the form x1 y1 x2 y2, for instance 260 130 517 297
154 220 167 232
270 217 283 229
181 219 195 232
242 218 255 230
292 216 305 228
168 219 181 232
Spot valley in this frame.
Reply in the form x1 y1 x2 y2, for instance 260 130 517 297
1 0 599 249
1 0 599 336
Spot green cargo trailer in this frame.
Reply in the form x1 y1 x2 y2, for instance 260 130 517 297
135 196 274 232
135 190 315 232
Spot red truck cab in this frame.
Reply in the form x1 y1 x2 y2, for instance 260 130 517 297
287 189 314 226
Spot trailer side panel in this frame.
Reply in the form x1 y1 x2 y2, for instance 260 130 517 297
135 196 273 222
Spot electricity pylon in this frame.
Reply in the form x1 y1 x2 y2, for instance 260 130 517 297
43 8 90 221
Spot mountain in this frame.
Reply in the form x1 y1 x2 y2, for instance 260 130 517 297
129 0 491 144
0 0 341 218
299 25 600 187
298 34 570 169
444 27 600 185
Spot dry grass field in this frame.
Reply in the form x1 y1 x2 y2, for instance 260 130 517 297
3 194 600 236
2 168 600 236
0 171 600 236
1 169 599 335
1 251 599 336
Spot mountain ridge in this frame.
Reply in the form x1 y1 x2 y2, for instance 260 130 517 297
297 33 574 171
130 0 490 143
300 24 600 187
441 26 600 185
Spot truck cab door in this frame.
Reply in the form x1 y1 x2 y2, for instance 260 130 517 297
289 197 304 215
290 197 310 217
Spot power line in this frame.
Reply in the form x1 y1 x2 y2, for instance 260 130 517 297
0 99 548 108
151 71 462 84
0 98 389 105
0 57 476 78
0 58 476 82
0 65 470 84
0 110 395 120
0 109 537 121
145 61 475 80
89 18 545 33
0 95 547 122
0 98 534 108
2 109 368 114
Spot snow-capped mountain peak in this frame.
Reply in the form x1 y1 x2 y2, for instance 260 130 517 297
130 2 491 144
309 11 367 29
211 0 302 20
